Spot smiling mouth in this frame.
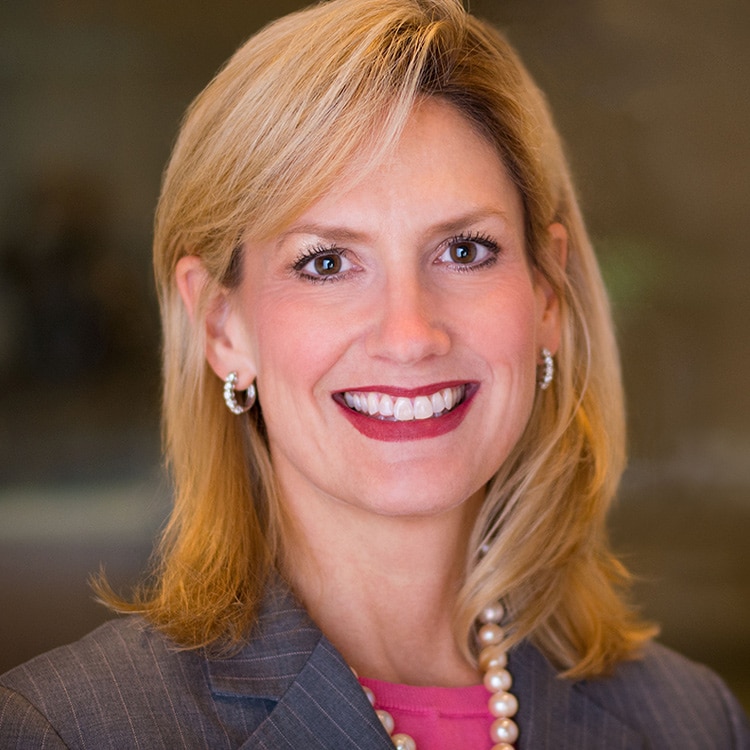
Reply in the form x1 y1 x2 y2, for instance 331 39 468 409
337 385 467 422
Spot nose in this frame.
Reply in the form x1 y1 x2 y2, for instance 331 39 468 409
364 274 451 364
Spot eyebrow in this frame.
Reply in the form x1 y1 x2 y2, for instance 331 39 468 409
277 209 512 245
428 209 512 237
277 224 367 246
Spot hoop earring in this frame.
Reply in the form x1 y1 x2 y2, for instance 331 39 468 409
223 371 257 414
538 348 554 390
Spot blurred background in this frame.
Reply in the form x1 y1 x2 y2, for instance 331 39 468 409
1 0 748 709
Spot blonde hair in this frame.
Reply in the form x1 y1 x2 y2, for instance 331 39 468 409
102 0 656 675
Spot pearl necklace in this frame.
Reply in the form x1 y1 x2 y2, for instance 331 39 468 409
358 602 519 750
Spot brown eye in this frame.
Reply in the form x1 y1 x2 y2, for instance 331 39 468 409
450 241 478 264
294 248 355 281
313 254 342 275
436 234 499 270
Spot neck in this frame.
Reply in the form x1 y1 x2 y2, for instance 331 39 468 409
280 488 483 687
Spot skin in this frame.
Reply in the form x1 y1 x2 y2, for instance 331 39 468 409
177 99 566 685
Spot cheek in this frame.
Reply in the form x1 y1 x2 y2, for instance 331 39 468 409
252 292 353 393
470 285 541 362
473 290 541 435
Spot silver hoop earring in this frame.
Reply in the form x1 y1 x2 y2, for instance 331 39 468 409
223 371 257 414
538 348 554 390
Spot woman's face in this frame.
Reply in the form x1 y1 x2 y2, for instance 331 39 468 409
208 100 563 519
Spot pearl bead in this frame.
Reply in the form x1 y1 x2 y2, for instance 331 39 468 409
479 603 505 624
357 599 519 749
392 733 417 750
484 666 513 693
489 691 519 718
477 622 504 646
479 644 508 671
490 717 519 744
377 709 395 735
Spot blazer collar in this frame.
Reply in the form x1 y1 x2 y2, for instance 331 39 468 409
207 579 644 749
207 583 321 701
510 641 645 749
206 579 393 749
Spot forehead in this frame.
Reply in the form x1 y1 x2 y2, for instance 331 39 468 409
285 99 522 234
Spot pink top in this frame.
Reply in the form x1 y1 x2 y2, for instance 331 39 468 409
359 677 495 749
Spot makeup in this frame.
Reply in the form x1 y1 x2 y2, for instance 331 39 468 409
334 382 478 442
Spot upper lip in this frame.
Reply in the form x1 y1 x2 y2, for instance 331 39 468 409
334 380 474 398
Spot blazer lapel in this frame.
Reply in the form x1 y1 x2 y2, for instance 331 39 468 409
239 637 393 749
206 581 392 749
207 580 645 749
510 641 646 749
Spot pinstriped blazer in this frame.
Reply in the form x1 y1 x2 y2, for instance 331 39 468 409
1 581 748 749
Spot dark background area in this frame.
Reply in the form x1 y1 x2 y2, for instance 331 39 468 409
1 0 748 708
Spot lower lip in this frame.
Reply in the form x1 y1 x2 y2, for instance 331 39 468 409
336 389 476 442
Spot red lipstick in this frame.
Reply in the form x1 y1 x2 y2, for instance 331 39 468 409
333 382 477 442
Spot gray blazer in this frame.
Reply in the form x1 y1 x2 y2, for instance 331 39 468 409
1 582 748 749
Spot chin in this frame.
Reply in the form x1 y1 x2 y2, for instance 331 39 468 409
352 479 482 520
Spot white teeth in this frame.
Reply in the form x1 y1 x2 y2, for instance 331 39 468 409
443 387 454 410
342 385 466 421
393 397 414 421
413 396 432 420
431 390 446 414
379 394 394 416
367 392 380 415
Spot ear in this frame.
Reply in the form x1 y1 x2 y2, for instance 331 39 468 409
533 222 568 355
175 255 256 388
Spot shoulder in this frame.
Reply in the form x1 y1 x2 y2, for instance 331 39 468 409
0 617 221 749
580 641 750 748
0 616 204 704
0 589 337 750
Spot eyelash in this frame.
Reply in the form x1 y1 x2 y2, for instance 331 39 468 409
291 244 353 284
291 231 501 283
438 232 500 272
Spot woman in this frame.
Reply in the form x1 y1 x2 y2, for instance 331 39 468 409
1 0 748 747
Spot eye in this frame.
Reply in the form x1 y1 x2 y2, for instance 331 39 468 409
293 246 355 281
449 241 479 264
312 254 342 275
436 233 499 270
